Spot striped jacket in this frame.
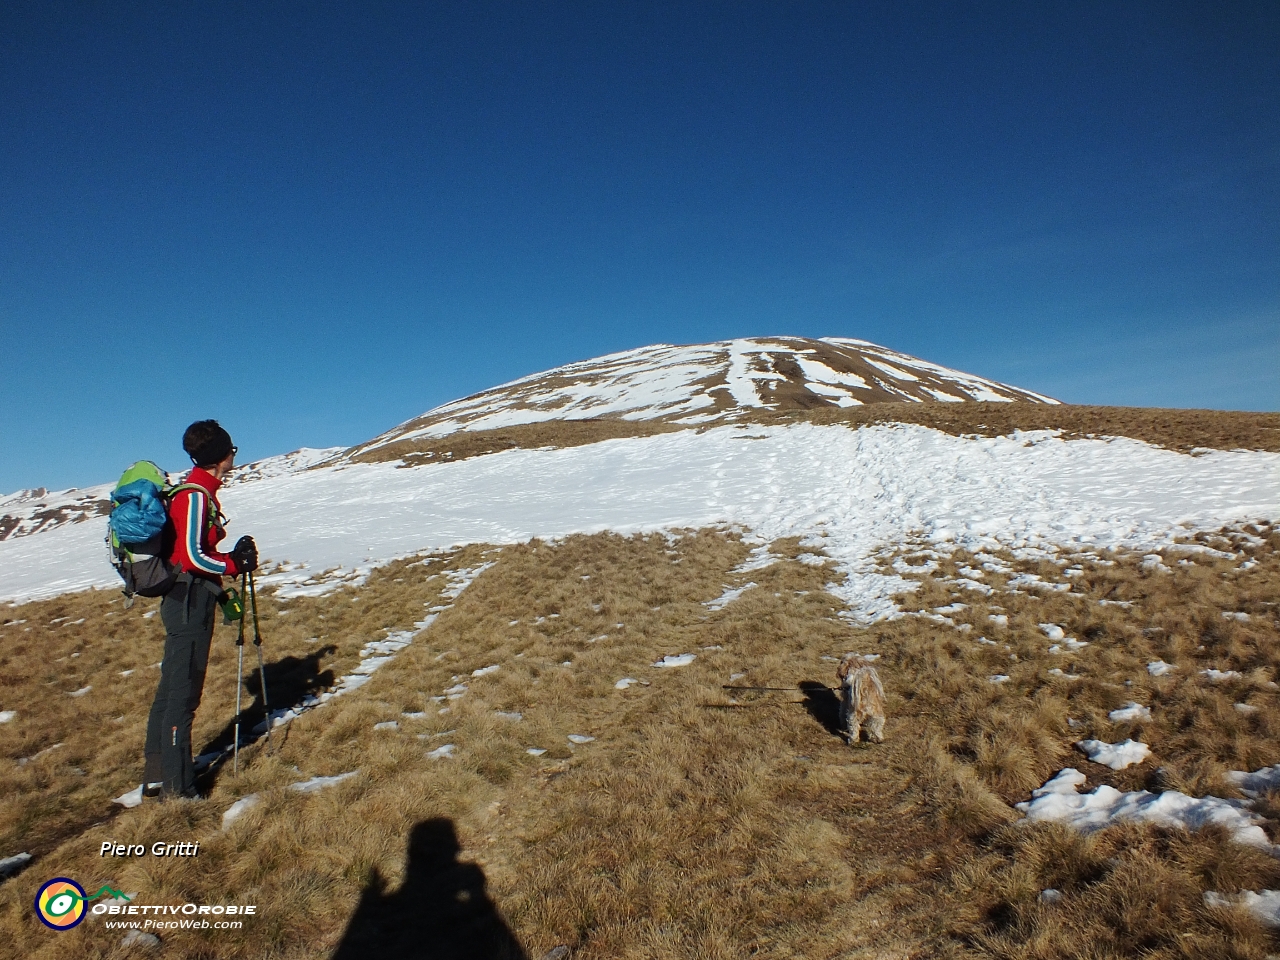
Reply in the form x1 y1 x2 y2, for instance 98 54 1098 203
167 467 239 583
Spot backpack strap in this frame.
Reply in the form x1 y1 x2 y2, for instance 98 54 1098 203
166 483 226 529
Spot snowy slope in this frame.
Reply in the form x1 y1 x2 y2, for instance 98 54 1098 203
0 338 1054 547
348 336 1058 458
2 424 1274 620
0 448 342 545
0 482 113 543
1 339 1273 612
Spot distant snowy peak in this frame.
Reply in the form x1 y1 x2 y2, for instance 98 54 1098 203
222 447 345 485
0 483 112 543
353 336 1057 454
0 447 343 544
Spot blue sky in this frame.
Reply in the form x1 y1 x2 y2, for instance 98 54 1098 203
2 2 1276 493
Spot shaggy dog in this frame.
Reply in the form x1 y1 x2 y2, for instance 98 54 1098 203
837 654 886 744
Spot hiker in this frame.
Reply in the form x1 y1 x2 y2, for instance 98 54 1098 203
143 420 258 799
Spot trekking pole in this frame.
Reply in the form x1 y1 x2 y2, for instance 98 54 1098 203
233 571 247 776
249 569 271 747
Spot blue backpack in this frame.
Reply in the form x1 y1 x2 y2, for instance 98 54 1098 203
107 461 207 603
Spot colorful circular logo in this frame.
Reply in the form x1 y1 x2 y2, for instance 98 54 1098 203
35 878 87 930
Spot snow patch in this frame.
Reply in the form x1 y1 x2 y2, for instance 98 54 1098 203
0 852 32 878
653 654 696 668
1201 668 1243 683
1076 739 1151 770
290 772 357 794
221 795 261 829
1203 890 1280 927
706 582 755 611
1227 764 1280 798
222 771 357 829
1017 769 1274 850
1109 702 1151 723
112 786 145 809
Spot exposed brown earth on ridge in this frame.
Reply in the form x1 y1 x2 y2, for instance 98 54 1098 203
345 402 1280 468
348 418 687 469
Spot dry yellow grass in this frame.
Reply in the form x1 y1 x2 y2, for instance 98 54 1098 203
880 522 1280 957
346 419 684 468
0 522 1276 958
755 401 1280 455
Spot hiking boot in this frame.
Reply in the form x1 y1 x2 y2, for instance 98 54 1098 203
141 782 163 799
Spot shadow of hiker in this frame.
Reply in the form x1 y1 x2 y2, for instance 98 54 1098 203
798 680 844 738
333 818 528 960
198 645 337 762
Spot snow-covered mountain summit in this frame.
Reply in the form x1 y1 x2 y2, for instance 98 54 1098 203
347 336 1057 459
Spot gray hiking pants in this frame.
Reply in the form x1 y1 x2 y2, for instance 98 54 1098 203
144 577 219 796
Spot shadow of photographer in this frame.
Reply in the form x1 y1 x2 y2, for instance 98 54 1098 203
333 818 528 960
